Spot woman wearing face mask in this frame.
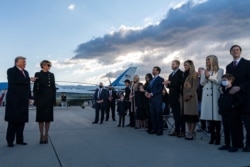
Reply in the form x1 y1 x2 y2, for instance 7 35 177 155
200 55 224 145
218 74 244 152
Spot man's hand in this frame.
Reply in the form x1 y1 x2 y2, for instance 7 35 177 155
96 100 103 104
229 86 240 94
145 92 151 99
163 80 170 85
30 77 37 82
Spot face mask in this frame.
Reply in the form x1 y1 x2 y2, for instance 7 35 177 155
221 80 229 86
99 85 103 88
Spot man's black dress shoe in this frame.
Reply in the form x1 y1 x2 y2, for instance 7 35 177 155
157 131 163 136
228 147 238 152
100 122 103 124
218 145 230 150
8 143 14 147
168 131 179 136
92 121 98 124
16 142 27 145
185 137 193 140
242 147 250 152
149 131 157 134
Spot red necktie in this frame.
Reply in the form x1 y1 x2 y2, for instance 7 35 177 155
21 70 26 78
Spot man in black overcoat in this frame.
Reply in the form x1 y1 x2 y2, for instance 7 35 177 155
5 56 36 147
164 60 185 137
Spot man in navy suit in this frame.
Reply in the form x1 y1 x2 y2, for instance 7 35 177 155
93 82 108 124
5 56 36 147
226 45 250 152
164 60 185 137
145 66 164 136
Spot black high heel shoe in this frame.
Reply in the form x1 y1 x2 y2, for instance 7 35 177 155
40 135 45 144
44 135 48 144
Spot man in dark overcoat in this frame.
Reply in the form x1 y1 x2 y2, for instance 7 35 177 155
225 45 250 152
92 82 108 124
5 56 36 147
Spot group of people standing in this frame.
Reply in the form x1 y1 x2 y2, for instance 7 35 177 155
92 45 250 153
4 45 250 154
4 56 56 147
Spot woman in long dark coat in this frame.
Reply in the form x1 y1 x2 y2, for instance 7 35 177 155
33 60 56 144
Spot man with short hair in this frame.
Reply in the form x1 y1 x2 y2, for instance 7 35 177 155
5 56 36 147
164 60 185 137
145 66 164 136
226 45 250 152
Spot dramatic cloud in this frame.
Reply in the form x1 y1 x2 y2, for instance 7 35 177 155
72 0 250 81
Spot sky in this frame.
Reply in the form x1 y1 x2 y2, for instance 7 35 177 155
1 0 250 85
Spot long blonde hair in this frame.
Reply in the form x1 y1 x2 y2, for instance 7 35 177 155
206 55 219 72
132 75 140 92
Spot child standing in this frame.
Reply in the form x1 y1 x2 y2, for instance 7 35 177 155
117 94 127 127
218 73 244 152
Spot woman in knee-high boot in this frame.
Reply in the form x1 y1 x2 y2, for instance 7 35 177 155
200 55 223 145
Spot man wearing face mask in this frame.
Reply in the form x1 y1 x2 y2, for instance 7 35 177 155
93 82 108 124
105 86 117 121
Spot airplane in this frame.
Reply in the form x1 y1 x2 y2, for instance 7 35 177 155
55 66 137 106
0 67 137 107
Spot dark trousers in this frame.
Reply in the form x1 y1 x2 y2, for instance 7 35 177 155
94 103 105 123
209 120 221 143
200 120 207 130
126 101 135 126
222 114 243 148
242 114 250 147
118 115 125 127
147 113 153 132
106 102 116 120
171 102 185 133
150 100 163 132
6 122 25 144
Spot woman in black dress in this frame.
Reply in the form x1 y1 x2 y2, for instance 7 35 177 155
33 60 56 144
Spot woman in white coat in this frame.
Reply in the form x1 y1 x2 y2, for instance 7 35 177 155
200 55 224 145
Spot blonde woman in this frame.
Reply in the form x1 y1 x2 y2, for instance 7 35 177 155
181 60 199 140
130 75 140 128
200 55 224 145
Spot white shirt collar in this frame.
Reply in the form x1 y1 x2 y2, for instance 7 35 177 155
16 66 23 71
234 57 242 64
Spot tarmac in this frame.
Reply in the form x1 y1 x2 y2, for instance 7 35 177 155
0 105 249 167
